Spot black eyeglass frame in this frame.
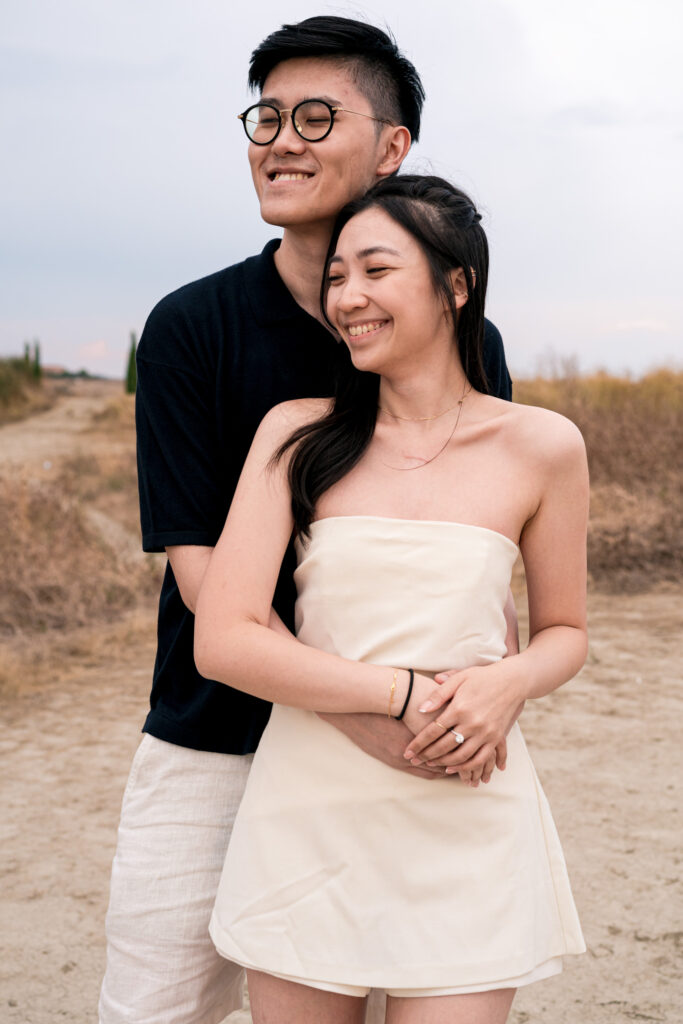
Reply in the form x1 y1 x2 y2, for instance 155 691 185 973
237 99 394 145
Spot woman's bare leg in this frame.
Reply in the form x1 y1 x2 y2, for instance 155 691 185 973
386 987 515 1024
247 969 367 1024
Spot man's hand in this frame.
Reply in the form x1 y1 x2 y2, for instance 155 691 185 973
317 712 449 780
502 588 520 658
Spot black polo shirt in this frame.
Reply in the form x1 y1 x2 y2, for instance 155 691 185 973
136 239 512 754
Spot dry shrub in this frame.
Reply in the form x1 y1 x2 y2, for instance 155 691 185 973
0 462 162 638
0 606 158 699
88 393 136 432
0 357 53 424
515 369 683 591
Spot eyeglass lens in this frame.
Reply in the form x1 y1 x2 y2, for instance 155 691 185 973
244 101 333 143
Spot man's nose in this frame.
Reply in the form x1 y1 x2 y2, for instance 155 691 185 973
270 112 306 155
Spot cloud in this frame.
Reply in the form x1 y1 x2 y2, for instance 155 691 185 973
79 340 109 361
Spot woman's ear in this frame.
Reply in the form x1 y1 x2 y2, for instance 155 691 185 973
449 267 470 310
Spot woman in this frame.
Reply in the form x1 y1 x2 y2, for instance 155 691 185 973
195 175 588 1024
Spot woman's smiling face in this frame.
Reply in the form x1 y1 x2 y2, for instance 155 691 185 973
326 206 458 377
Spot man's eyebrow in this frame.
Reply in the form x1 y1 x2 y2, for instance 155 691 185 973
258 95 341 107
328 246 402 266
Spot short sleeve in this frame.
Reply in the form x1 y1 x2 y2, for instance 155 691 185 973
482 319 513 401
135 300 225 553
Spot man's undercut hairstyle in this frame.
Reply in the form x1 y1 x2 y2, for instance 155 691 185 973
248 15 425 143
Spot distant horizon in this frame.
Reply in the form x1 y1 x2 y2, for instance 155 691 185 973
8 350 679 384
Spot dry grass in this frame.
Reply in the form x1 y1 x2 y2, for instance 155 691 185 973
0 357 54 424
1 372 680 696
515 369 682 591
0 455 162 643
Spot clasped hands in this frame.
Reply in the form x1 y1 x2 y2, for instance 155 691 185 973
401 661 527 787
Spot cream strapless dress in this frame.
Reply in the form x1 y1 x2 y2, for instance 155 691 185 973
210 517 585 995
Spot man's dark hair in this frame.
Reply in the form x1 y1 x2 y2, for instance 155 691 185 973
248 15 425 142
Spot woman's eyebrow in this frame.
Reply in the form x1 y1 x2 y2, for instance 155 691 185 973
357 246 402 259
328 246 402 265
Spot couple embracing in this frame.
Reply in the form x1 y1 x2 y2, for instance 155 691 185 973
100 15 587 1024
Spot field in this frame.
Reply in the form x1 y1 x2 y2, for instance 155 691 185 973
1 373 682 1023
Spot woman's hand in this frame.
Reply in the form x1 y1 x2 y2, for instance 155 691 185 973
400 672 489 785
403 660 528 783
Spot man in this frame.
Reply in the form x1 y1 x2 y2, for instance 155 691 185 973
100 15 513 1024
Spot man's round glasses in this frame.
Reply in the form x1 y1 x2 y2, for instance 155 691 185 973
237 99 394 145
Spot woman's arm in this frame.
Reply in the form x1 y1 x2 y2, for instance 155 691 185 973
404 413 589 778
194 402 434 719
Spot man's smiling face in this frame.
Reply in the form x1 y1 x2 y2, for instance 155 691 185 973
247 57 397 234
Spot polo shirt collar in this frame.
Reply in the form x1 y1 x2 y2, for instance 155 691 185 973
244 238 327 331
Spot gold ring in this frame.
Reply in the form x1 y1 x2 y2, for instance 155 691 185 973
435 721 448 731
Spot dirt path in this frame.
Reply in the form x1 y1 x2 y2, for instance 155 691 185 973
1 386 682 1023
0 379 128 475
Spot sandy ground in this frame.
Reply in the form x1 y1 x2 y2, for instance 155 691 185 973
1 385 682 1023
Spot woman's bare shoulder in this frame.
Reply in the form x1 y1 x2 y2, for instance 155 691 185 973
503 401 587 476
256 398 332 446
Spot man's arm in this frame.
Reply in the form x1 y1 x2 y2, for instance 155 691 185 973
167 546 293 642
317 712 440 779
166 546 213 614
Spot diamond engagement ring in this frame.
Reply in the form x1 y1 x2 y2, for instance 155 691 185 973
449 729 465 744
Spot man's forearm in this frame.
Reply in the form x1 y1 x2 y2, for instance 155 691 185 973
503 588 520 657
166 545 213 613
317 712 442 779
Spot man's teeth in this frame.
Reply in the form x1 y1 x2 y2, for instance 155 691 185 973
273 172 311 181
348 322 384 337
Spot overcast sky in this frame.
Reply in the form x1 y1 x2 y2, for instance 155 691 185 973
1 0 681 379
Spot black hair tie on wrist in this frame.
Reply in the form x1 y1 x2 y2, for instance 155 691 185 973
395 669 414 721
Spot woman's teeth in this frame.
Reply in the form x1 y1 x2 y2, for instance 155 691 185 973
348 322 385 337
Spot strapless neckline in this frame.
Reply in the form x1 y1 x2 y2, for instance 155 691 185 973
308 514 519 553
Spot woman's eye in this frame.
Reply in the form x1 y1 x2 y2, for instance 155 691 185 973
367 266 390 274
326 275 343 285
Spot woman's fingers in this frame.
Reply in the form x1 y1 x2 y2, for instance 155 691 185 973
405 718 466 760
416 673 464 713
410 737 475 768
444 742 497 775
445 745 497 775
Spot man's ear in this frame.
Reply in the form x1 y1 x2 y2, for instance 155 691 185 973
449 267 471 310
376 125 412 178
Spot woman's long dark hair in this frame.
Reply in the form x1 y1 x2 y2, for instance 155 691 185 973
275 174 490 537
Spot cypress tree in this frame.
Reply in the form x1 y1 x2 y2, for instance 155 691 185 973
125 331 137 394
32 339 42 380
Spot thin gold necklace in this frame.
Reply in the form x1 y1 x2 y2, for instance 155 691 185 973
378 401 460 422
380 382 473 471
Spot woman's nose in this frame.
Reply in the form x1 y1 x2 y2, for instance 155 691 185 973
336 276 369 312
